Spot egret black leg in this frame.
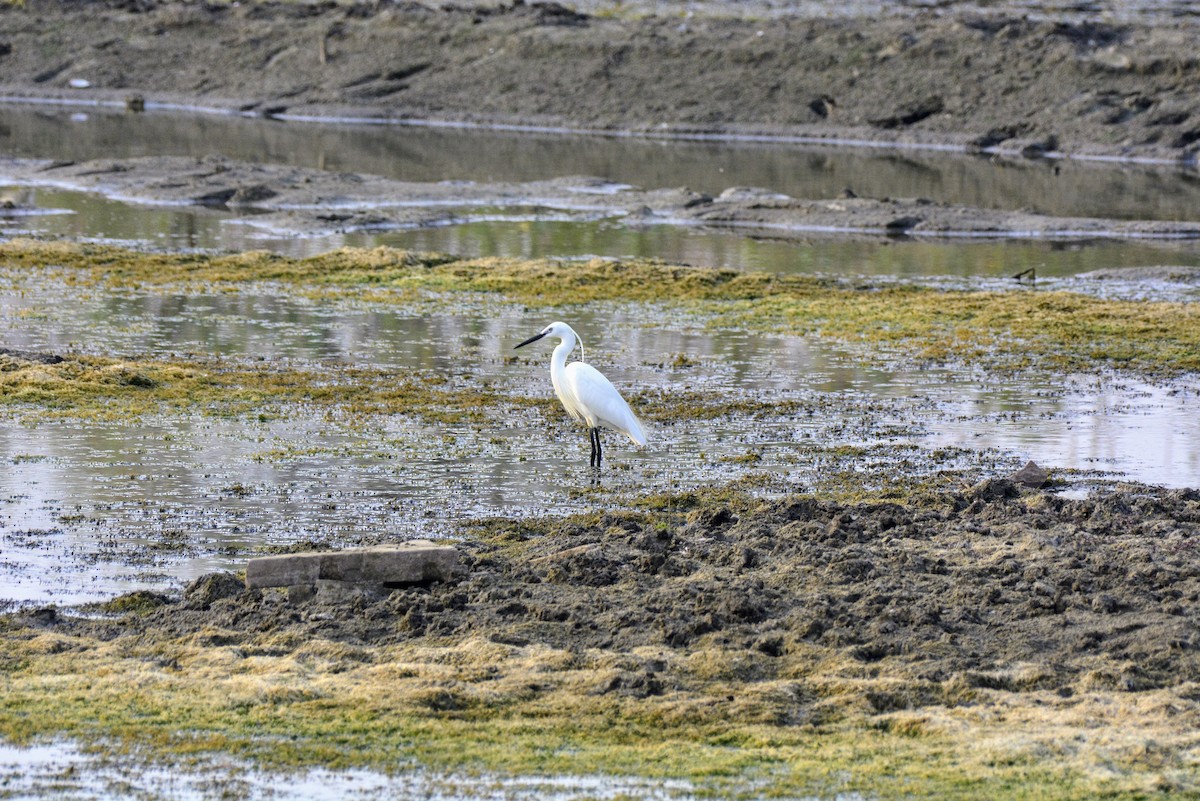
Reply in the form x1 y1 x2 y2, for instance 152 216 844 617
589 428 599 467
595 428 603 468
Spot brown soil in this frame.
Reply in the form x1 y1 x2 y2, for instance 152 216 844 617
28 479 1200 703
1 1 1200 164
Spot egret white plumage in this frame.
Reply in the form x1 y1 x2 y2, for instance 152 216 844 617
514 321 646 467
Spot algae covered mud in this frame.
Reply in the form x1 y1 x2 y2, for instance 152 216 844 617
1 240 1200 798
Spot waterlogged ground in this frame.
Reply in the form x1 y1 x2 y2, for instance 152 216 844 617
1 240 1198 603
2 3 1200 790
9 179 1200 293
1 239 1200 799
0 742 721 801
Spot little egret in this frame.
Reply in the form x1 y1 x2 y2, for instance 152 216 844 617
514 321 646 467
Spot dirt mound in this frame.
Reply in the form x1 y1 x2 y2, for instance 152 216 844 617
58 481 1200 701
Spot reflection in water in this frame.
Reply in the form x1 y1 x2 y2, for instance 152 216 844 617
2 286 1198 604
4 104 1200 221
5 185 1200 288
4 104 1200 604
368 221 1200 285
0 741 708 801
4 104 1200 281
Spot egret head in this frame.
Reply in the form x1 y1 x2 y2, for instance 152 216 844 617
514 321 574 350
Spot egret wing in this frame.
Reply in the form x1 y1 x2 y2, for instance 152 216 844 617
563 362 647 446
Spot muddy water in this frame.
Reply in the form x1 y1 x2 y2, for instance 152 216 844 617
3 281 1199 605
0 742 726 801
5 106 1200 221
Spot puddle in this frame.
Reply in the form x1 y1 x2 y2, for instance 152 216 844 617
3 740 851 801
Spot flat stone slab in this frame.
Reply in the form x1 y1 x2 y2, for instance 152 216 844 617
245 540 458 589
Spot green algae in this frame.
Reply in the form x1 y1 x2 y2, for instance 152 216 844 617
5 239 1199 378
0 351 804 428
94 590 170 615
0 352 525 425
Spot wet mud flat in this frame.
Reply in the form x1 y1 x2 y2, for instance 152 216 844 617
3 478 1200 798
7 154 1200 243
51 477 1200 699
2 0 1200 164
3 1 1200 796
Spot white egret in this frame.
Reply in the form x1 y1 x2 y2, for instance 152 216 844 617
514 321 646 467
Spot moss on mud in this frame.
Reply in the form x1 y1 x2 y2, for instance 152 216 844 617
0 352 522 424
0 631 1143 799
5 240 1198 378
0 350 803 428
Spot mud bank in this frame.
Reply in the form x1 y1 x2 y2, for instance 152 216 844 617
2 1 1200 164
52 479 1200 692
7 155 1200 241
3 479 1200 797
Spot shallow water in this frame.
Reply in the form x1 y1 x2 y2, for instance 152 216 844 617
6 184 1200 297
3 280 1198 605
3 105 1200 607
4 105 1200 286
0 741 768 801
5 105 1200 220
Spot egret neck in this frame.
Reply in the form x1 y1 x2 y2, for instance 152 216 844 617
548 326 579 414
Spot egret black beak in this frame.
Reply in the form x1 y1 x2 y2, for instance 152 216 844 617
514 331 547 349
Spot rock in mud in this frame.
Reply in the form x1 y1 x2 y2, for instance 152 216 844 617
194 184 278 207
0 347 65 365
245 541 459 590
1009 460 1049 488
